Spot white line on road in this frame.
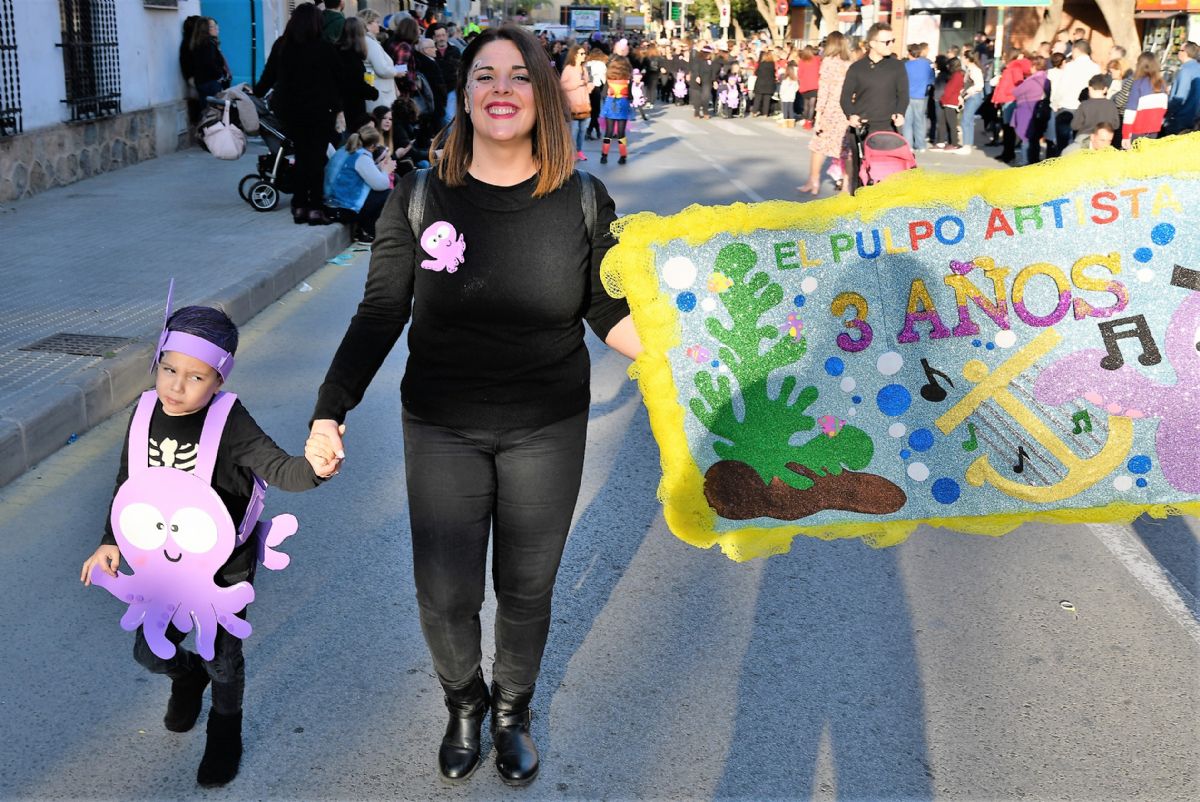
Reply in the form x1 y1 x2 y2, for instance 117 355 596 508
709 119 758 137
668 119 701 136
1088 522 1200 645
677 137 766 203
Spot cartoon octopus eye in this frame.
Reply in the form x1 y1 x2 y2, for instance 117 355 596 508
170 507 220 554
118 503 168 551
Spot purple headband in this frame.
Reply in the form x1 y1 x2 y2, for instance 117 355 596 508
152 280 236 381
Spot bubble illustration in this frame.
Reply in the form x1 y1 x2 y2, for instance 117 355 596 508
676 292 697 312
663 256 697 289
825 357 845 377
877 351 903 375
877 384 913 417
932 478 961 504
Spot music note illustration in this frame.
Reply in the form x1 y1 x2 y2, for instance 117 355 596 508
1098 314 1162 371
919 358 955 402
1013 445 1029 474
1070 409 1092 434
962 422 979 451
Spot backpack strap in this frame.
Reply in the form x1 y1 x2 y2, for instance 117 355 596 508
578 169 596 244
194 392 237 485
407 168 430 241
127 390 159 475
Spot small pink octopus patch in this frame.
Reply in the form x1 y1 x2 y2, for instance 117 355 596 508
419 221 466 273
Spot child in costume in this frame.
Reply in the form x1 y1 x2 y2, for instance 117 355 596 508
80 298 339 788
673 69 688 104
600 38 636 164
631 69 648 122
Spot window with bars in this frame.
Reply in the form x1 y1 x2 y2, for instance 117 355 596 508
58 0 121 122
0 0 20 136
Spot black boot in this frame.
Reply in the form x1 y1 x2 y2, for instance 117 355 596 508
196 709 242 788
491 683 538 786
164 662 210 733
438 670 490 782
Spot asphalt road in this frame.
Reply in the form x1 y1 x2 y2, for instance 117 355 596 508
1 106 1197 801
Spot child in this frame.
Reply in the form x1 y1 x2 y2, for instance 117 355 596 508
779 64 799 128
673 68 688 105
1070 74 1121 145
81 301 339 788
631 68 648 122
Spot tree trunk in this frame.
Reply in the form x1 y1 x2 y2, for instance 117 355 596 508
812 0 840 38
752 0 783 46
1035 0 1065 49
1095 0 1141 59
732 17 745 43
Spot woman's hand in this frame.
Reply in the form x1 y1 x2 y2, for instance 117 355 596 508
81 545 120 586
335 111 346 134
396 142 414 158
309 419 347 473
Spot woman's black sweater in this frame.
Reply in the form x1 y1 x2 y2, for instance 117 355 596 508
313 170 630 430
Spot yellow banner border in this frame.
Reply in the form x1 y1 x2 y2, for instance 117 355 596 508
602 134 1200 561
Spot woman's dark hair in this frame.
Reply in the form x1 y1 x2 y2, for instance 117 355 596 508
179 15 202 77
434 25 574 198
166 306 239 356
393 14 421 46
371 105 394 150
283 2 322 47
189 17 215 52
392 96 419 125
338 17 368 61
946 57 961 73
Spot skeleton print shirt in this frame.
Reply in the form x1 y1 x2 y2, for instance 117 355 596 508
101 396 323 583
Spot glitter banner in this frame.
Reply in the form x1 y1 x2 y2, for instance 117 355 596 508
602 134 1200 561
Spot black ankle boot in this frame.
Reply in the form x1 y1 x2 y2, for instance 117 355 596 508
491 683 538 786
196 709 242 788
164 663 210 732
438 670 489 782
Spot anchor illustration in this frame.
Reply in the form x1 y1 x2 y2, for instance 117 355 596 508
934 328 1133 503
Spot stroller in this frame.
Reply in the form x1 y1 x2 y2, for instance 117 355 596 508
846 124 916 195
235 94 296 212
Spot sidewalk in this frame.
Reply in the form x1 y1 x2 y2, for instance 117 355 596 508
0 147 350 487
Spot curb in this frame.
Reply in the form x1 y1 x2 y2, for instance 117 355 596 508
0 226 351 489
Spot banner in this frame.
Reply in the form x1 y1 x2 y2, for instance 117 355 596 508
603 135 1200 561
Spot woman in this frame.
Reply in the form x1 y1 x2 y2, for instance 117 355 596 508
1012 54 1050 163
752 48 776 117
309 24 641 787
584 47 608 139
323 122 393 243
799 32 852 195
1120 52 1168 148
600 38 636 164
959 50 986 154
560 44 592 161
359 9 399 113
255 3 341 225
370 105 415 179
796 46 821 127
333 18 379 134
188 17 232 100
935 57 965 149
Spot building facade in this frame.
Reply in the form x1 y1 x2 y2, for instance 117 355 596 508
0 0 209 203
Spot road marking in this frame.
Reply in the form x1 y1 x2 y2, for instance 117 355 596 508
677 137 766 203
668 119 702 136
709 119 757 137
1087 522 1200 645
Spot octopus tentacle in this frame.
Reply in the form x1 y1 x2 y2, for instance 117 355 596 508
193 607 219 661
142 603 179 660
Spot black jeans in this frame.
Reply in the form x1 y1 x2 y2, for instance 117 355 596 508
133 609 248 715
402 409 588 693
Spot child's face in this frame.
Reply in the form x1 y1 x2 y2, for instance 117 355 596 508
156 351 223 416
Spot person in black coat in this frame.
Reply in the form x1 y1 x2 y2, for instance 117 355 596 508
388 14 447 137
752 50 777 117
187 17 231 99
255 3 342 225
333 18 379 133
690 45 715 118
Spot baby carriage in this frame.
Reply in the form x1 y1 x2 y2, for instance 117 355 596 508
234 94 296 212
847 125 916 195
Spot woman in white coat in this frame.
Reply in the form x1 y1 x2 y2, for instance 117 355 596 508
360 9 398 113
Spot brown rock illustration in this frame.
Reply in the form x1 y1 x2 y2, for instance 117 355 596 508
704 460 908 521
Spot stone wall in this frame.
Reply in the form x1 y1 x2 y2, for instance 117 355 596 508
0 101 189 203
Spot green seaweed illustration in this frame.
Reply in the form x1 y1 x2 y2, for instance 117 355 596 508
688 243 906 521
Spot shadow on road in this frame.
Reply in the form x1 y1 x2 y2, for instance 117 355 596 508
714 536 934 800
